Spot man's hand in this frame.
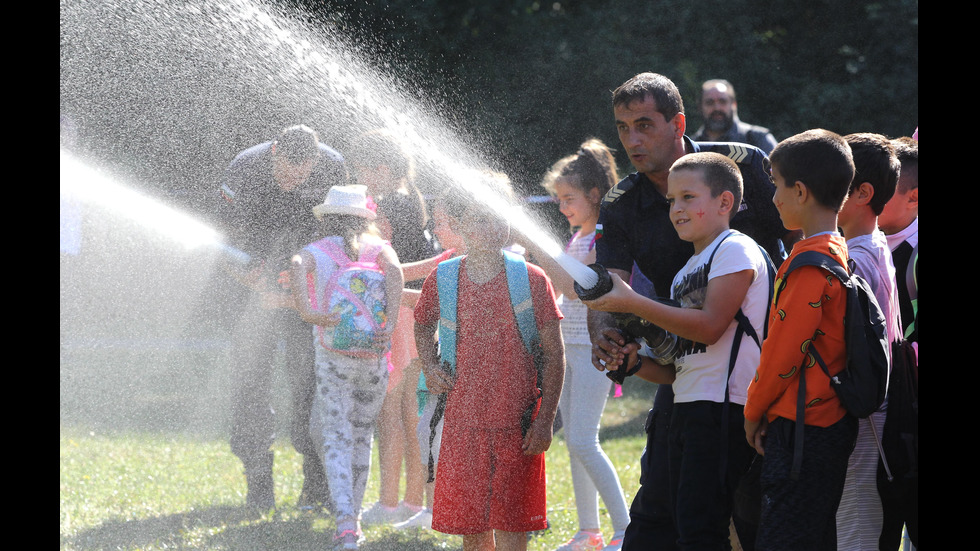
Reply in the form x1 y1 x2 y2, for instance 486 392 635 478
591 327 630 372
521 415 553 456
744 416 769 456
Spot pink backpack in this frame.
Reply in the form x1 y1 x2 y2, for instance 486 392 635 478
304 237 389 358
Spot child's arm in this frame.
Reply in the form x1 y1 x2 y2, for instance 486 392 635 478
401 288 421 309
399 249 457 283
289 252 342 327
522 318 565 456
582 268 754 346
375 245 405 345
617 342 677 385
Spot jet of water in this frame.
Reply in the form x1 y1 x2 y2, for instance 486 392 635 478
61 148 249 264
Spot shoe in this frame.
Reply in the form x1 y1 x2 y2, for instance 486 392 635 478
332 529 362 550
360 501 418 525
601 534 624 551
392 508 433 530
555 530 604 551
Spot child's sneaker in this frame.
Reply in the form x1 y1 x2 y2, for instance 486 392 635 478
360 501 418 525
392 508 433 530
601 533 624 551
555 530 604 551
332 529 362 550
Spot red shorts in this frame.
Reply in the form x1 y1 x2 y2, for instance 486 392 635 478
431 425 547 534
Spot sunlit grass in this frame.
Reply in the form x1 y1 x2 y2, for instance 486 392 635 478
60 375 658 551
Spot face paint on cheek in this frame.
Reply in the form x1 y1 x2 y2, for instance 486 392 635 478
696 210 705 218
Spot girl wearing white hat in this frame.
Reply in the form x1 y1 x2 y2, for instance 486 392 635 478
291 184 404 550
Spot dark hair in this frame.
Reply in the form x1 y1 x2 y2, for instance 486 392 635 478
770 129 855 212
891 136 918 193
347 128 428 226
611 72 684 122
317 213 380 259
844 133 900 215
347 129 416 182
541 138 618 198
670 152 743 220
273 124 320 163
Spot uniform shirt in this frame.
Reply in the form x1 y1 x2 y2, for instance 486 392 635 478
218 140 349 273
596 136 787 296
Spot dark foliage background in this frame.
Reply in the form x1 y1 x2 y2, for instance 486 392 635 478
61 0 918 221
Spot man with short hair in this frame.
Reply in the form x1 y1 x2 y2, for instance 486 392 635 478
219 124 350 512
691 79 778 155
589 72 792 551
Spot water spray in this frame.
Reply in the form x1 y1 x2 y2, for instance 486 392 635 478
61 148 251 266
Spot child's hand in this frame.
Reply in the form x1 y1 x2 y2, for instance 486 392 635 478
521 415 553 456
371 326 395 350
229 264 269 291
306 311 342 327
744 417 769 456
580 272 637 313
421 363 454 394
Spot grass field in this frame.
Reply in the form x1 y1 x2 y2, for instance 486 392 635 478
60 341 660 551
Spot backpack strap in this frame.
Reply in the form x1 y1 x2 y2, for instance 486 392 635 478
436 256 462 376
707 231 775 484
427 256 462 483
502 249 544 439
780 250 848 479
503 250 538 356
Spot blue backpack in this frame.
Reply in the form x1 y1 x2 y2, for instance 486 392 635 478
423 250 542 481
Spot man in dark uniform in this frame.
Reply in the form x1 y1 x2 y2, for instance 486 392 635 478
588 73 795 551
218 124 350 511
691 79 779 155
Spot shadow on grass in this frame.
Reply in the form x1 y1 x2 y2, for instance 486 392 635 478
62 505 460 551
598 407 650 441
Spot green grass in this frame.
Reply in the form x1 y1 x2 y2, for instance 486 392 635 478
60 344 659 551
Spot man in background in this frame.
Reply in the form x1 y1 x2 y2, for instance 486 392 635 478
692 79 778 155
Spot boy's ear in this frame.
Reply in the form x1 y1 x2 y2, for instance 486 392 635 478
850 182 875 207
718 190 736 214
907 187 918 208
794 180 808 202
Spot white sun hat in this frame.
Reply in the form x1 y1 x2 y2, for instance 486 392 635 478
312 184 376 220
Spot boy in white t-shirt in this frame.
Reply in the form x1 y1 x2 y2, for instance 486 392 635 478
582 152 770 549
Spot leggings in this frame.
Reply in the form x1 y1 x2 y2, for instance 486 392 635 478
310 349 389 521
558 343 631 533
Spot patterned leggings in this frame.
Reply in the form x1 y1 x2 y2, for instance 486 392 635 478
310 349 389 521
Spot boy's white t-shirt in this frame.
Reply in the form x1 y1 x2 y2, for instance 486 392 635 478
667 230 770 405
